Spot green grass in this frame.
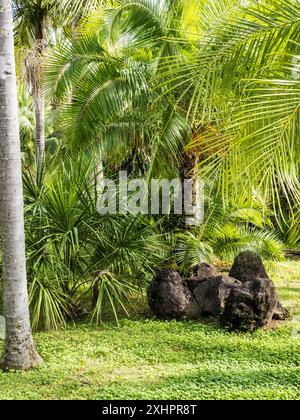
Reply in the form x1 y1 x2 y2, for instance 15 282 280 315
0 262 300 400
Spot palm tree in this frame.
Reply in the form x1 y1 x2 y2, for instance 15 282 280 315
0 0 41 370
160 0 300 226
44 0 300 217
14 0 101 168
45 0 193 176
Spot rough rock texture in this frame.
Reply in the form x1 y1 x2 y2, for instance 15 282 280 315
192 263 218 279
148 269 199 320
272 301 290 321
186 263 218 293
185 277 206 293
148 253 288 332
194 276 242 316
229 251 269 283
221 278 277 331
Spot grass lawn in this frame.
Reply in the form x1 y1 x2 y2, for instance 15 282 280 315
0 262 300 400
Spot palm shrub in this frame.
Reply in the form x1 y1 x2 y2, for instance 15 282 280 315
23 158 92 329
22 154 168 329
86 214 168 324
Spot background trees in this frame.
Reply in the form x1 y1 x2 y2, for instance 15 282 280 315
162 0 300 243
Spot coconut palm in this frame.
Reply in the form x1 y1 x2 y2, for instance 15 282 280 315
0 0 41 370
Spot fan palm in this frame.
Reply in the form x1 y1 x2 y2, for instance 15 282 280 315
22 154 168 329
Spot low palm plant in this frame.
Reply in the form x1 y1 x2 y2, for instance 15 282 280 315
22 155 168 329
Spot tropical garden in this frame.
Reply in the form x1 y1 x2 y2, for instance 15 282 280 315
0 0 300 400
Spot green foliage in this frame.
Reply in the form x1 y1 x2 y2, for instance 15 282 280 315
42 0 300 232
18 83 61 166
8 0 300 332
17 147 285 330
22 156 168 329
157 0 300 227
173 188 285 275
44 1 191 176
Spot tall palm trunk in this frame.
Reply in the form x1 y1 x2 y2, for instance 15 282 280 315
0 0 42 371
180 150 203 228
34 20 46 168
96 145 104 186
34 84 45 166
29 19 45 168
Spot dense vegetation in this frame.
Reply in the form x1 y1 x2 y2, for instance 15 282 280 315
0 0 300 397
2 0 300 331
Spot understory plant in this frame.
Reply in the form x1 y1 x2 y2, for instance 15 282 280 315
22 155 168 329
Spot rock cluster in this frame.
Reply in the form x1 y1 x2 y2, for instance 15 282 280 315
147 251 289 331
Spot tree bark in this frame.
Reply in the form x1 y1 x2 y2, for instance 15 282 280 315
0 0 42 370
26 19 46 168
33 20 46 168
96 145 104 187
180 150 203 228
34 87 45 167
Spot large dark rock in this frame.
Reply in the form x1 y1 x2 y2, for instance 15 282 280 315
272 301 290 321
186 278 206 293
192 263 218 279
221 278 277 331
148 269 199 320
229 251 269 283
194 276 242 317
186 263 218 293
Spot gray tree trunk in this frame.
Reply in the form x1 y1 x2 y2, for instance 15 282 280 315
33 23 46 168
34 88 45 167
180 151 204 228
96 145 104 187
0 0 42 370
